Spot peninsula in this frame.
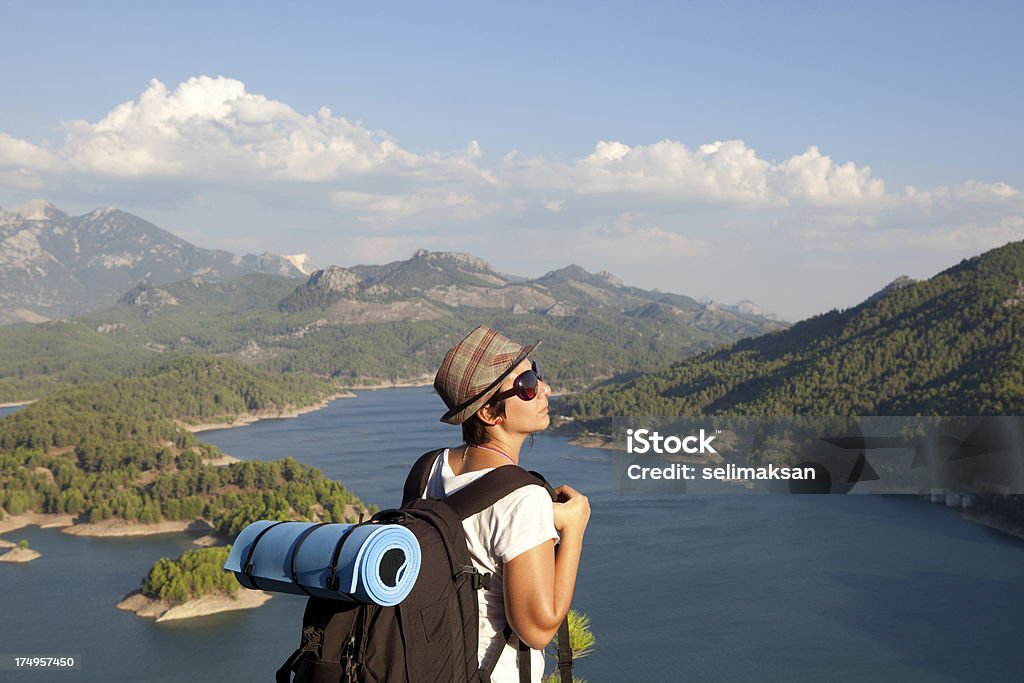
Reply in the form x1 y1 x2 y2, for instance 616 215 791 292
117 546 270 622
0 540 41 563
117 589 271 622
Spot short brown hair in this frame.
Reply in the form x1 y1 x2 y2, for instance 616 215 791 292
461 399 506 445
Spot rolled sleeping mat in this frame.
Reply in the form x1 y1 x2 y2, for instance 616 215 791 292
223 520 421 606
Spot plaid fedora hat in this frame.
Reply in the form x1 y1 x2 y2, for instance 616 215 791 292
435 325 542 424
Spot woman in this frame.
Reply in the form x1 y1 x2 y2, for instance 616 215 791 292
426 325 590 682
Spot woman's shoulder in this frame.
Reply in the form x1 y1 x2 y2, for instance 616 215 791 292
487 476 552 514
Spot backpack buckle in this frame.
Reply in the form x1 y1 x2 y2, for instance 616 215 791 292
371 509 414 525
455 565 492 591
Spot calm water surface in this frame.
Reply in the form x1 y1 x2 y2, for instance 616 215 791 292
1 390 1022 682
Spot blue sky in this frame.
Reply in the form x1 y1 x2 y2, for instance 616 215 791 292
1 1 1022 319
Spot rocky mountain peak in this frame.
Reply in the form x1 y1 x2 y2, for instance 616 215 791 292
732 300 785 321
84 206 121 219
539 264 591 281
119 281 180 317
0 202 310 324
283 253 316 275
412 249 492 272
306 266 361 293
865 275 917 306
15 200 66 221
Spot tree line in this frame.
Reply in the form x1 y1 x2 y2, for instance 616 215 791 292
0 355 368 533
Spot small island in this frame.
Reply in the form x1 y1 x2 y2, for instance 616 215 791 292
117 546 269 622
0 539 41 563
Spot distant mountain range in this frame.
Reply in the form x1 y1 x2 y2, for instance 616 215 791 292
75 249 786 392
0 200 314 325
275 248 784 328
0 217 787 400
557 240 1024 419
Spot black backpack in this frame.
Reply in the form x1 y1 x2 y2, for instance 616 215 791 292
276 449 574 683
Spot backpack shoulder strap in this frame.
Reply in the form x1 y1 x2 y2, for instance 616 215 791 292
402 448 446 506
445 465 547 520
527 469 557 501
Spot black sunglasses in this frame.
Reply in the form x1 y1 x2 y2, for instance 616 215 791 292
492 361 543 402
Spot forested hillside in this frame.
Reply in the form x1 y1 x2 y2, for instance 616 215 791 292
558 241 1024 419
0 356 366 534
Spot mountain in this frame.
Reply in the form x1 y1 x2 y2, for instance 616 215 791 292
557 240 1024 419
282 250 783 332
0 247 786 400
0 201 312 324
350 248 506 291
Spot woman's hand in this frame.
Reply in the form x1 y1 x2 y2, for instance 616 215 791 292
505 485 589 649
552 484 590 537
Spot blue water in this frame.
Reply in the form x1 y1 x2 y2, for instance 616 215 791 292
2 390 1023 681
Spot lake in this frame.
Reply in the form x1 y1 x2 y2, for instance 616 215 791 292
1 389 1023 681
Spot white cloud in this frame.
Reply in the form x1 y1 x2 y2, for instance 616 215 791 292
52 76 490 188
902 179 1021 208
0 133 64 189
0 133 60 171
508 139 887 207
771 146 886 203
0 74 1020 274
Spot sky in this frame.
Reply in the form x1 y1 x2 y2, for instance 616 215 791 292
1 0 1022 320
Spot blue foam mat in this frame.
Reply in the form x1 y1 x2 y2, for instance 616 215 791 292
224 521 420 606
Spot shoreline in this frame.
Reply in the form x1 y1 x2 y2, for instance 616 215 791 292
0 512 220 539
0 546 41 563
567 433 619 449
339 378 432 390
62 519 214 537
0 512 75 535
0 399 36 408
182 391 355 433
203 453 241 466
117 589 271 622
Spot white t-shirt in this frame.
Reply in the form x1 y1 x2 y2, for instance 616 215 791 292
423 449 559 683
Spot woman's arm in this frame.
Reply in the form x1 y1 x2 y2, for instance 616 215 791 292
503 485 589 649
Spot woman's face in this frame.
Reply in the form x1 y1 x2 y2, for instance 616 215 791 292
495 357 550 434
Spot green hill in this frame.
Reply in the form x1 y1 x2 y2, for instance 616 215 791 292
557 240 1024 420
0 321 156 401
0 355 366 534
0 253 786 400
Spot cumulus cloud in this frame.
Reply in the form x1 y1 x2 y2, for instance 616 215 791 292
51 76 491 188
508 139 886 206
0 133 60 172
0 134 65 189
0 74 1021 265
771 146 886 203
